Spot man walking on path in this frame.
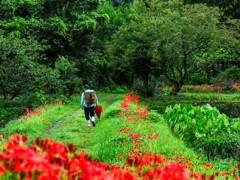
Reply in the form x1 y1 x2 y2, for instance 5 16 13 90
81 84 98 127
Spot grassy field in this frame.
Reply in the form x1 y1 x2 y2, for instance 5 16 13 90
88 98 238 177
0 92 239 179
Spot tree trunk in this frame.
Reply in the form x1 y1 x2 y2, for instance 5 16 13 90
3 93 7 100
131 74 134 87
170 83 182 96
142 73 149 86
0 82 8 100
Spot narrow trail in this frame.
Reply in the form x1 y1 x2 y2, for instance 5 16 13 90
43 94 119 150
41 109 79 138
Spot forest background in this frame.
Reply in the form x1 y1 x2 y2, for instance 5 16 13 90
0 0 239 101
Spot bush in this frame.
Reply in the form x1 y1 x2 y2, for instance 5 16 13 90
0 98 26 126
18 90 46 107
112 86 128 93
215 103 240 118
218 66 240 80
0 30 48 100
189 69 205 85
193 133 240 161
136 85 155 97
55 56 82 97
164 104 240 159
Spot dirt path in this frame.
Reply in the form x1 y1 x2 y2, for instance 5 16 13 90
43 94 120 150
41 109 79 138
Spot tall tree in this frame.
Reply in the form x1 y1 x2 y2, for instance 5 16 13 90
0 31 47 100
0 0 109 90
183 0 240 19
107 13 155 86
150 0 237 94
108 0 239 95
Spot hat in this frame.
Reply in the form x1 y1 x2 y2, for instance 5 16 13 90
84 84 89 89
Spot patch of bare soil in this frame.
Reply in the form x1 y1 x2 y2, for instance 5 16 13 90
212 78 237 87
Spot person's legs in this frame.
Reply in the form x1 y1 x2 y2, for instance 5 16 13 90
90 106 95 126
84 107 91 127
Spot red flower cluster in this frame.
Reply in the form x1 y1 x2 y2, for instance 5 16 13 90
115 93 240 179
0 134 140 179
0 94 239 179
234 83 240 89
20 99 65 123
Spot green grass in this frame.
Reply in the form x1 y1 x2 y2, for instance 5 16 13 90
1 93 124 147
46 109 94 149
2 103 79 143
88 100 239 177
1 92 239 178
143 93 240 118
46 94 123 150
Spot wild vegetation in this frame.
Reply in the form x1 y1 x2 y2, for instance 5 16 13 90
0 0 239 179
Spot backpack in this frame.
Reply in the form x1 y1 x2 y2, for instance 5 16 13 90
84 91 96 105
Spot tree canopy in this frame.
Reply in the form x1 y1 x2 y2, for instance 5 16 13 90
0 0 239 97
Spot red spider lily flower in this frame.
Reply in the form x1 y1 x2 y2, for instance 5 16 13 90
124 94 131 99
119 154 125 157
66 143 76 153
48 122 51 124
219 172 228 176
202 162 211 167
166 81 169 83
164 141 169 143
133 146 139 150
160 162 186 179
173 148 178 151
0 163 5 176
110 164 119 170
45 118 47 120
142 105 148 109
154 133 159 138
146 99 150 101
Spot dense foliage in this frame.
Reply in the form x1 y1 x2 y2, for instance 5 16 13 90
0 0 239 98
164 104 240 159
1 94 239 179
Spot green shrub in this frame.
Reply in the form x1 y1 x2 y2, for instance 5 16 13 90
189 69 205 85
0 30 48 100
55 56 82 97
136 85 155 97
215 103 240 118
193 133 240 161
218 66 240 80
112 86 128 93
164 104 240 159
